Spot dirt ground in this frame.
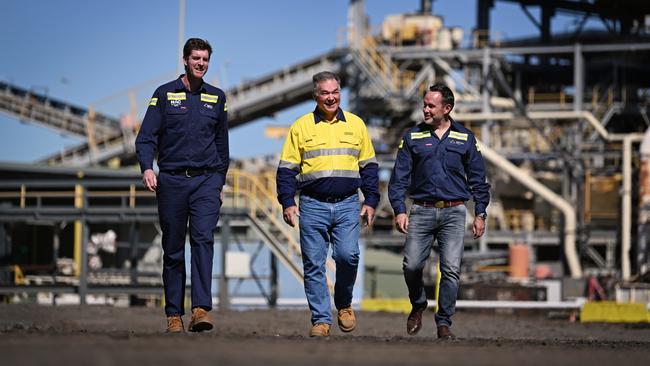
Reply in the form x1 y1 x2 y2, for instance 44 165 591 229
1 304 649 366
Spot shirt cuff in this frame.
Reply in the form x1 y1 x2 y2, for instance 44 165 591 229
362 196 379 209
281 197 296 210
475 203 487 215
393 204 407 216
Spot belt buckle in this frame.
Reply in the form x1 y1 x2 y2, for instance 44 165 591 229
434 201 445 208
185 169 191 178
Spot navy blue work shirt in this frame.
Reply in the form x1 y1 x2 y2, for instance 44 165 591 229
388 119 490 215
135 76 229 186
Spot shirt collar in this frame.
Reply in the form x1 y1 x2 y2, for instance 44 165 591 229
174 75 207 93
313 106 346 123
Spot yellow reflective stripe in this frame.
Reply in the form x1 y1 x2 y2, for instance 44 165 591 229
411 131 431 139
398 139 404 149
201 93 218 103
167 92 186 101
475 142 481 152
223 102 228 112
449 131 468 141
149 97 158 106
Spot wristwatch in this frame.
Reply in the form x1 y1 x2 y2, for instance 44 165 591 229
476 212 487 220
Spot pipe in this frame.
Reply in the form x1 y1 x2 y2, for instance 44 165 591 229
622 136 632 280
479 143 582 278
454 108 644 279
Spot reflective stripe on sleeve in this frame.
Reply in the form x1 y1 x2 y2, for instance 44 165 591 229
149 97 158 106
359 156 378 168
278 160 300 171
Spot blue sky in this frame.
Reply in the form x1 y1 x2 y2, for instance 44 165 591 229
0 0 602 163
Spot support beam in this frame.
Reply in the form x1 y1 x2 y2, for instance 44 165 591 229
573 43 584 112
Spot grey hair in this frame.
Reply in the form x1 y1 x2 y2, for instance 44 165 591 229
312 71 341 98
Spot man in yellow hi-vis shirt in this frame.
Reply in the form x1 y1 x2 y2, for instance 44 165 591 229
276 71 379 337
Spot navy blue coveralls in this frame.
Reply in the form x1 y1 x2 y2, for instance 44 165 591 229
135 76 229 316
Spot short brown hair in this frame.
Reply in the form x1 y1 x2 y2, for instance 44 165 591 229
183 38 212 59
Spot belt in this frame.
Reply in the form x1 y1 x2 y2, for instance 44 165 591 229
304 192 356 203
163 168 217 177
413 200 464 208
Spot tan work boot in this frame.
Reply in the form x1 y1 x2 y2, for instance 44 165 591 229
337 306 356 332
165 315 184 333
309 323 331 337
188 307 213 332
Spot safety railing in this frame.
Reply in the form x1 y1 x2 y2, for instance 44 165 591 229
225 170 336 290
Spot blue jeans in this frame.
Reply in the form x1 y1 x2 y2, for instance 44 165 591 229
403 203 466 327
299 194 361 325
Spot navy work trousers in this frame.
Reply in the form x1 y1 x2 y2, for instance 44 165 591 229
156 171 222 316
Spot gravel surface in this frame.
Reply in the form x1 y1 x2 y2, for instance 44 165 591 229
1 304 649 365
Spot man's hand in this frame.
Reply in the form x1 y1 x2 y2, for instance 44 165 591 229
360 205 375 226
142 169 157 192
283 205 299 227
395 213 409 234
473 216 486 239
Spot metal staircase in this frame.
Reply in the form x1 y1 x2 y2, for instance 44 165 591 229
227 170 335 290
0 49 348 166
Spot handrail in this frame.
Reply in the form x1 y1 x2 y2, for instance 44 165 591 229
0 169 337 289
226 170 336 290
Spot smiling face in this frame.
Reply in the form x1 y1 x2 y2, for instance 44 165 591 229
422 91 452 127
184 49 210 80
314 78 341 120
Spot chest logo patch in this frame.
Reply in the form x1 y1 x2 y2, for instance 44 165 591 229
170 99 182 107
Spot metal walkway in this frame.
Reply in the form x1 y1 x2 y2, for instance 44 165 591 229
0 49 347 166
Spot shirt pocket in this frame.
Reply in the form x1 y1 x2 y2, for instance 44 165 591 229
304 135 326 150
165 106 189 132
445 144 467 172
199 107 219 133
339 133 360 147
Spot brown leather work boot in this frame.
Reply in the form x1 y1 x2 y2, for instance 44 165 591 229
309 323 331 337
406 305 426 335
337 306 356 332
188 307 213 332
437 325 455 340
165 315 184 333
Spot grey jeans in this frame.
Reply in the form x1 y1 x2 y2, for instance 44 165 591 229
402 203 466 327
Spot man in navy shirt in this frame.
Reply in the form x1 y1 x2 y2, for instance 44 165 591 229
388 83 490 339
136 38 229 333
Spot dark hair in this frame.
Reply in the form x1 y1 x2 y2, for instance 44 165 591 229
312 71 341 97
425 83 455 108
183 38 212 59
